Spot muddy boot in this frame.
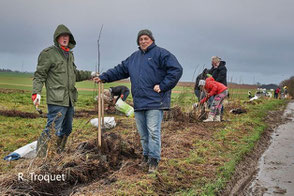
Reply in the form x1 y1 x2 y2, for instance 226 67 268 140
148 158 159 174
214 115 221 122
139 155 149 168
36 133 49 157
203 114 214 122
56 136 63 154
60 136 68 152
57 136 68 154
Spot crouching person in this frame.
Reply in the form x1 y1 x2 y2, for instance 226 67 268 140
95 29 183 173
109 85 130 103
32 24 95 156
199 77 228 122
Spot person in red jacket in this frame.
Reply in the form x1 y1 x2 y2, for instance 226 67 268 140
199 77 228 122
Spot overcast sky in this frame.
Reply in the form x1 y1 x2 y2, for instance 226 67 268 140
0 0 293 84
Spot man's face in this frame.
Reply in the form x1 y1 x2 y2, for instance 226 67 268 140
58 34 70 47
139 35 153 51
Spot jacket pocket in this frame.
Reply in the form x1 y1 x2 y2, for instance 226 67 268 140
48 85 65 102
72 87 78 102
53 61 66 73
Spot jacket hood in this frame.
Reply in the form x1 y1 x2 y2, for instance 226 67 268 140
219 61 226 66
53 24 76 49
206 76 215 83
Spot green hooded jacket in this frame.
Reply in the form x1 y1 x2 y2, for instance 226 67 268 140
32 24 91 106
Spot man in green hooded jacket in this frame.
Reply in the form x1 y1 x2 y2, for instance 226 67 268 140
32 24 93 156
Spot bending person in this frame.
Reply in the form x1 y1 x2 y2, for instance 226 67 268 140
199 77 228 122
109 85 130 103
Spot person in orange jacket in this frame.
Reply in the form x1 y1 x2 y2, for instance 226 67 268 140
199 77 228 122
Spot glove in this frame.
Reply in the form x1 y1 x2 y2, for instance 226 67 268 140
200 96 209 104
32 94 41 106
200 98 206 105
91 71 99 78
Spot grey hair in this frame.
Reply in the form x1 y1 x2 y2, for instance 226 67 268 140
211 56 221 62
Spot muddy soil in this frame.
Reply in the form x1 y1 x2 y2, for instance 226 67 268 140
0 109 103 119
0 132 138 196
68 121 219 195
0 88 27 94
0 109 44 118
164 106 207 122
221 102 292 196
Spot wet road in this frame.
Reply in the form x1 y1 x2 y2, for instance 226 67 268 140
245 102 294 195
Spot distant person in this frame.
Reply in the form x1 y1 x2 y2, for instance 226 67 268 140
194 68 209 101
248 91 253 99
208 56 227 110
199 77 228 122
283 86 288 98
274 87 280 99
109 85 130 103
32 24 96 156
208 56 227 86
95 29 183 173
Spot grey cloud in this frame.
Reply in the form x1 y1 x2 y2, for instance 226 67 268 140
0 0 293 84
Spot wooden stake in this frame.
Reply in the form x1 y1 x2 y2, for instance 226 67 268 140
98 81 102 147
101 83 105 127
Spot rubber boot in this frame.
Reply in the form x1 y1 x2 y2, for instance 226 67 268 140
57 135 68 154
214 115 221 122
56 136 63 154
36 133 49 157
203 114 214 122
60 136 68 152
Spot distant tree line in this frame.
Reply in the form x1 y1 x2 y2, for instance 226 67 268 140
0 69 32 74
0 68 14 72
280 76 294 97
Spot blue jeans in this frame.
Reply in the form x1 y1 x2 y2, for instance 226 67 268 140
42 104 74 137
135 110 163 160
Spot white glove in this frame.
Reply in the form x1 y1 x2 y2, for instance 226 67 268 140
32 94 41 106
91 71 99 78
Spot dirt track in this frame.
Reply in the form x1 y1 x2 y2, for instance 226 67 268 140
241 101 294 195
223 101 293 196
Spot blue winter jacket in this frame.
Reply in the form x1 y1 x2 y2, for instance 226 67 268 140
99 43 183 111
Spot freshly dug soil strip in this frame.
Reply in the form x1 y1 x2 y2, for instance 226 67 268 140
0 88 27 94
0 109 43 118
74 109 97 118
0 109 97 119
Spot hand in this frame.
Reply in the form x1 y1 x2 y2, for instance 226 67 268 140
153 85 161 93
200 96 209 105
120 94 124 99
91 72 102 83
32 94 41 106
93 76 102 83
200 98 206 105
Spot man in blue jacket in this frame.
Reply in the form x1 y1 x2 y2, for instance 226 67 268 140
96 29 183 173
